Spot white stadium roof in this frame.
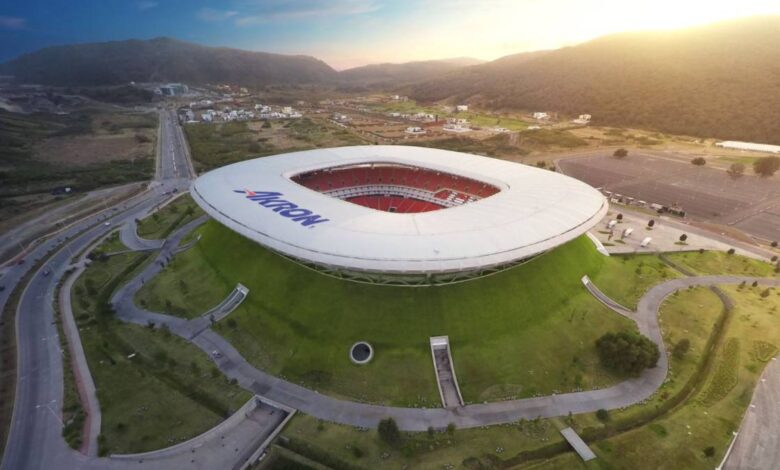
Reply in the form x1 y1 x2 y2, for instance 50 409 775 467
190 146 608 276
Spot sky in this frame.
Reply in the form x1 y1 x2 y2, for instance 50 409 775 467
1 0 780 69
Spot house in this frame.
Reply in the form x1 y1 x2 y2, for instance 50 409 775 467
533 112 548 120
282 106 293 114
443 122 471 133
456 105 469 112
572 114 592 125
405 126 427 135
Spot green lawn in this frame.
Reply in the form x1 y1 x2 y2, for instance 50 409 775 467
590 254 679 309
71 241 250 454
136 193 203 240
269 284 780 469
96 230 127 254
138 221 649 406
665 251 777 277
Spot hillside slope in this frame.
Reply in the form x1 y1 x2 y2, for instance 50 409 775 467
0 37 338 87
407 16 780 144
339 57 484 88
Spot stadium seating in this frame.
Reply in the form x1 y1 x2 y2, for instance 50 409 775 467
291 163 500 213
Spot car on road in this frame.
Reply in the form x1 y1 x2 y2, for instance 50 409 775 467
104 222 111 226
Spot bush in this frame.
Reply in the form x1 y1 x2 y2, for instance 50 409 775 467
753 156 780 177
691 157 706 166
596 331 659 376
727 248 735 255
679 234 688 242
647 219 655 228
727 162 745 179
703 446 716 458
377 418 401 447
613 148 628 158
771 241 778 248
596 409 610 422
673 338 690 359
446 422 456 435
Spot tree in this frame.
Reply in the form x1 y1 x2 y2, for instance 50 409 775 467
378 418 401 447
703 446 716 458
771 241 778 248
727 248 736 255
691 157 706 166
647 219 655 228
596 331 659 376
616 213 623 221
596 409 610 422
753 156 780 177
446 422 456 435
673 338 690 359
613 148 628 159
679 234 688 243
727 162 745 179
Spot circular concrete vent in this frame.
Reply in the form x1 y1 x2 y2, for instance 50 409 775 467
349 341 373 364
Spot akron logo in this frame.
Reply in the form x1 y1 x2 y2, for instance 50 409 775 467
234 189 330 228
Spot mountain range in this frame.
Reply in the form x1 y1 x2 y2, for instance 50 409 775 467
2 16 780 143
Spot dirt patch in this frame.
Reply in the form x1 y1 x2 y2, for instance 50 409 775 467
33 132 154 165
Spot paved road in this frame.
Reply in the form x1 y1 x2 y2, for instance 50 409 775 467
723 356 780 470
118 219 164 252
0 108 193 470
112 228 780 431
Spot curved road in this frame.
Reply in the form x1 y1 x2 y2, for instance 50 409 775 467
3 112 779 468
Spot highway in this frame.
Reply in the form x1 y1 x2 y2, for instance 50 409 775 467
0 108 192 470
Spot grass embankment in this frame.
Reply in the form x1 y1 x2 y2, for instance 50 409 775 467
71 239 249 454
590 254 679 309
268 283 780 469
138 221 651 406
664 250 777 277
135 194 203 240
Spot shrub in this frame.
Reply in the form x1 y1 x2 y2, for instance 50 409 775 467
616 213 623 221
226 318 238 329
596 409 610 422
647 219 655 228
351 445 364 458
613 148 628 159
673 338 690 359
679 234 688 242
596 331 659 376
727 248 735 255
727 162 745 179
703 446 716 458
771 241 778 248
378 418 401 447
446 422 456 435
691 157 706 166
427 426 435 438
753 156 780 177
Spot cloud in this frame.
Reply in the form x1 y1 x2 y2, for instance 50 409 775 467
0 16 26 30
233 0 381 26
136 1 159 10
197 8 240 22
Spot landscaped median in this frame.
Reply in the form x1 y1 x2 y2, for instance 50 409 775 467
68 236 250 454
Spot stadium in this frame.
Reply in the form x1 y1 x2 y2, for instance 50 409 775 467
190 145 608 284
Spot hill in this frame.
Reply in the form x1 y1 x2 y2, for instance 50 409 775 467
407 16 780 144
0 37 338 87
338 57 484 88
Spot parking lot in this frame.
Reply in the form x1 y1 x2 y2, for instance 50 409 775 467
558 150 780 242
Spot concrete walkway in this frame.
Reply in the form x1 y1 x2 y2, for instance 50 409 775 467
119 219 164 252
59 258 102 456
110 221 780 430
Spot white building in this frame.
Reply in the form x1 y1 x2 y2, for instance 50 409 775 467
533 112 549 120
572 114 592 125
456 105 469 112
405 126 427 135
715 141 780 154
